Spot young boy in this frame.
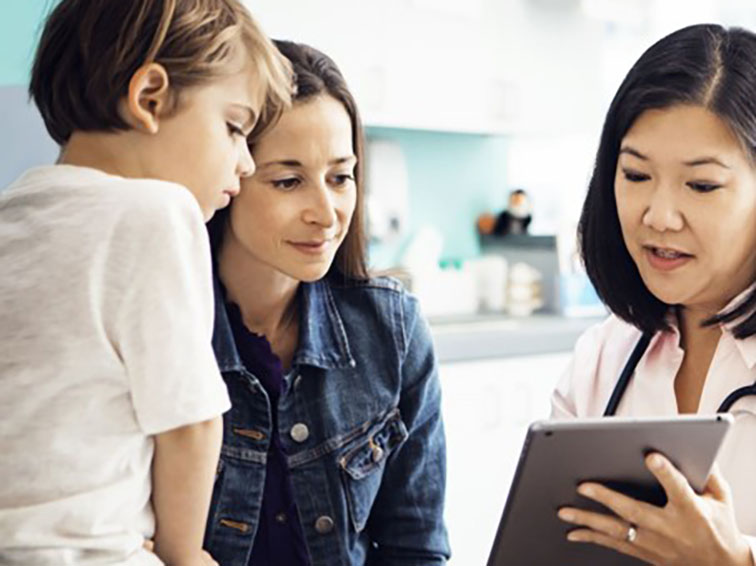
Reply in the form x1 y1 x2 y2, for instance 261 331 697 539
0 1 291 564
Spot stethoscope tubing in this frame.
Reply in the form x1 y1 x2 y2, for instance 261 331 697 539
604 332 756 416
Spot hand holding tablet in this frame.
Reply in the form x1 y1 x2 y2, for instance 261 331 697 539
558 452 753 566
487 415 737 566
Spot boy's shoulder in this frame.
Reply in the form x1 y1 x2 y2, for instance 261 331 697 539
2 165 203 232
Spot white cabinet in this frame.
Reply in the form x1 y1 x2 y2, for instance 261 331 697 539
439 351 571 566
246 0 516 134
246 0 607 136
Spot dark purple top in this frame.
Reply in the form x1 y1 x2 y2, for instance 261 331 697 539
226 302 310 566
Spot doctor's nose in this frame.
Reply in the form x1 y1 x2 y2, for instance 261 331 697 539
642 185 684 232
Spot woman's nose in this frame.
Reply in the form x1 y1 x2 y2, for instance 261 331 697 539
642 185 684 232
303 182 337 227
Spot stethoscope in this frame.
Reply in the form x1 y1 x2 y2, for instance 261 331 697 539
604 331 756 416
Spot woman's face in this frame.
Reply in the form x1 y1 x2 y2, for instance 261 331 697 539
227 94 357 282
615 104 756 312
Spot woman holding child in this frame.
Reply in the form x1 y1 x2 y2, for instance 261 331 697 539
203 41 450 566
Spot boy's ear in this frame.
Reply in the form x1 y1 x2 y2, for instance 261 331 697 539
124 63 171 134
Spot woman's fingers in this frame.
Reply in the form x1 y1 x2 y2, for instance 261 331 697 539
645 453 697 509
558 506 629 540
558 506 670 557
566 527 657 564
703 463 732 503
141 539 216 566
575 482 668 534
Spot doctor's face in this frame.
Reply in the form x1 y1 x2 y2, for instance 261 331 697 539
615 104 756 313
226 94 357 282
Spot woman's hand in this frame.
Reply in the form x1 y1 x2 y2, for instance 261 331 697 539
557 453 754 566
142 539 219 566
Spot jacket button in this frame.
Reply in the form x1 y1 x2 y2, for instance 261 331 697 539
314 515 334 534
290 423 310 443
371 443 384 463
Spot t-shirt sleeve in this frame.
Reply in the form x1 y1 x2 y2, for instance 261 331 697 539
108 186 230 435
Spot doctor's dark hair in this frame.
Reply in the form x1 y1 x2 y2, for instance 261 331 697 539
208 40 368 280
29 0 292 146
579 23 756 339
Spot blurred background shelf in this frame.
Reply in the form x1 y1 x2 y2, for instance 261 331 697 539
430 312 603 362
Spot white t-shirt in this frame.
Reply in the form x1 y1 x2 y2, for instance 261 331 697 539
0 165 231 565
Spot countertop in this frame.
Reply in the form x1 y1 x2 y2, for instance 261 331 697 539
428 312 605 363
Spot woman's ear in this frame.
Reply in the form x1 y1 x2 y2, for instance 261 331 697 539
124 63 171 134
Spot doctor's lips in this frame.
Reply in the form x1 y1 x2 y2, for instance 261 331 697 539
642 244 694 270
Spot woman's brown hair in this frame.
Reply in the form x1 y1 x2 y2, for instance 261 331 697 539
30 0 292 146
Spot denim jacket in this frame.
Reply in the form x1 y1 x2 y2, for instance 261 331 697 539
203 274 450 566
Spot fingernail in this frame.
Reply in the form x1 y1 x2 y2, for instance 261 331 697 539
578 484 594 497
567 532 581 542
648 454 663 469
558 509 575 522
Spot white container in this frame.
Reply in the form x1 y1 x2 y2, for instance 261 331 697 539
506 262 543 317
465 255 508 313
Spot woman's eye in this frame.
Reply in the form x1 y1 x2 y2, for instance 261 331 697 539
271 177 300 190
687 181 721 193
331 174 355 187
622 169 650 183
227 123 245 138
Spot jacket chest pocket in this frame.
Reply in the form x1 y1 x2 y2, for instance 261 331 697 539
338 408 409 533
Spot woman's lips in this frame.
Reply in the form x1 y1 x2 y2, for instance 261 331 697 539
643 246 694 271
289 240 332 255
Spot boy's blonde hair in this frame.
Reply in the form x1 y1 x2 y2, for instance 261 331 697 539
30 0 292 145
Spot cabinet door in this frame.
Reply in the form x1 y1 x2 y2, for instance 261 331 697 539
439 352 571 566
247 0 510 134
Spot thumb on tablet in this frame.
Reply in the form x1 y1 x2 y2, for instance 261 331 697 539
646 453 696 506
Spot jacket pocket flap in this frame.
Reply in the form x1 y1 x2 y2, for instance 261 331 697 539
339 408 408 481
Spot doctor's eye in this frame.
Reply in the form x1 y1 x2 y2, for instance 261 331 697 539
622 169 650 183
687 181 721 193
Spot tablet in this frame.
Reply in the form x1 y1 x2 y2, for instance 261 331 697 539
487 414 734 566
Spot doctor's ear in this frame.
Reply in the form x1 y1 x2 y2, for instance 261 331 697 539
122 63 171 134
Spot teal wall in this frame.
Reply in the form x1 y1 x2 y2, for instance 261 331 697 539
366 127 509 267
0 0 57 86
0 4 510 268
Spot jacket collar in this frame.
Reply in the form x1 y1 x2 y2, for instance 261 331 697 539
293 278 356 370
212 274 356 373
211 275 245 374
